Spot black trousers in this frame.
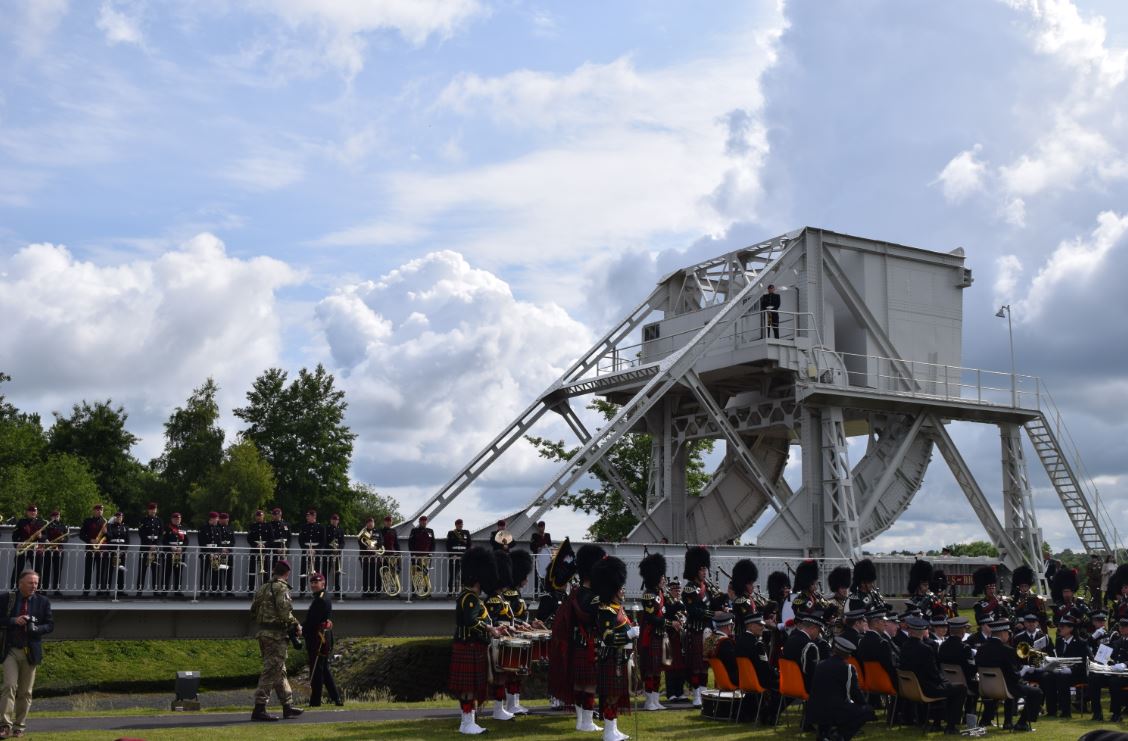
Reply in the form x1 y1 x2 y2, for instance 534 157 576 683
360 555 377 595
42 550 63 591
136 550 162 592
163 552 185 593
1091 672 1127 717
816 703 875 741
307 650 340 705
84 549 108 591
921 683 967 728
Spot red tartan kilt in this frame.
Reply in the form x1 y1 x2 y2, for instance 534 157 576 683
665 629 685 672
597 659 631 712
448 640 488 702
571 641 598 687
638 629 666 677
684 631 706 675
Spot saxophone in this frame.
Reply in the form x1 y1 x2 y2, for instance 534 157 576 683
16 521 49 556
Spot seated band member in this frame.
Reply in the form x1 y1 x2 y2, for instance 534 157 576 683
938 616 978 718
449 546 505 736
974 619 1042 731
637 552 669 711
1091 616 1128 722
808 636 873 741
705 613 738 685
1048 616 1088 719
782 612 824 709
900 615 966 734
592 556 636 741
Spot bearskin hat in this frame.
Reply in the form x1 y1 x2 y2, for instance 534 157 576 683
509 549 533 589
828 565 852 592
794 559 820 593
1051 567 1079 603
1011 564 1035 589
683 546 711 581
575 543 607 582
731 559 758 596
1108 564 1128 600
639 552 666 592
930 569 949 593
546 538 576 591
972 565 998 596
767 570 791 604
907 559 933 594
461 546 498 592
494 550 513 592
591 555 628 604
851 558 877 590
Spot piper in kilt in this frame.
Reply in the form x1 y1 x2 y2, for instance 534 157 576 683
485 551 517 721
450 546 507 736
637 552 668 711
593 555 636 741
663 578 687 702
682 546 712 707
568 543 607 733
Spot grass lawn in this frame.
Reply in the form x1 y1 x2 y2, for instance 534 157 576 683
26 707 1128 740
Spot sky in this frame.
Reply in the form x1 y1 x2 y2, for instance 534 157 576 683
2 0 1127 552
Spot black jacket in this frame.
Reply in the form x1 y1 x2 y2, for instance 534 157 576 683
303 590 334 656
1 592 54 665
857 630 898 686
974 636 1024 695
899 635 949 695
782 628 820 687
937 634 976 686
807 654 868 725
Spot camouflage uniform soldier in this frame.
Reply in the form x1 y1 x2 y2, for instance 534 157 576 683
250 560 304 722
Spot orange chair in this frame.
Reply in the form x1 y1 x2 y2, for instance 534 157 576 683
863 660 898 726
735 656 767 724
777 658 809 727
848 656 867 692
707 657 743 722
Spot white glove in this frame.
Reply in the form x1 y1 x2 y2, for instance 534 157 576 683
1093 628 1107 640
1019 665 1033 676
627 626 640 640
1115 663 1127 672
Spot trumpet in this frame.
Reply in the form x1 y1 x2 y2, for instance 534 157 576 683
16 521 49 555
1016 641 1048 667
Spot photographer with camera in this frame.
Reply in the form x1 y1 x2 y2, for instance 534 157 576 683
250 560 303 722
0 569 53 739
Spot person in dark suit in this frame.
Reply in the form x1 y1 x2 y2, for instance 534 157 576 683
1091 617 1128 722
938 616 979 718
899 615 965 733
782 614 823 691
302 573 342 707
807 636 873 741
975 620 1042 731
840 609 867 649
0 570 54 737
446 518 471 595
1048 617 1089 719
759 284 781 338
857 609 899 705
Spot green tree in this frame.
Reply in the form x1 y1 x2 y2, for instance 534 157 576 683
156 378 225 520
942 540 1000 558
526 399 715 542
191 439 275 529
47 400 141 508
343 482 401 530
234 365 356 517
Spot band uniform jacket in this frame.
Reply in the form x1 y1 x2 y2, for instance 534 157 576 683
782 628 820 688
269 519 292 551
298 522 326 550
900 635 952 696
378 526 400 552
323 524 344 556
736 631 778 690
807 654 869 728
857 630 899 687
503 588 528 623
217 523 235 549
303 590 335 656
43 518 68 546
454 588 492 642
1054 598 1092 633
247 521 271 550
1011 627 1047 654
966 628 992 649
974 636 1026 696
1052 633 1091 682
408 527 435 553
938 634 976 687
198 522 220 549
446 528 470 554
1012 592 1048 628
530 531 552 553
485 590 514 627
106 519 128 545
13 517 45 546
137 514 163 551
162 521 187 550
79 515 106 545
759 291 781 312
0 591 53 665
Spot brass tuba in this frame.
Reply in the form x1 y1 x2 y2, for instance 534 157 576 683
358 527 384 556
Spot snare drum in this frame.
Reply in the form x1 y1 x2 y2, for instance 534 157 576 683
495 638 532 675
529 630 552 665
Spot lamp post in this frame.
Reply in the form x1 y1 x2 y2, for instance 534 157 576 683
996 304 1016 406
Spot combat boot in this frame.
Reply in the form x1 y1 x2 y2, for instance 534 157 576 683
251 703 278 721
283 704 304 718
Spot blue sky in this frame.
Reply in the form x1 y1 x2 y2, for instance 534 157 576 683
2 0 1127 551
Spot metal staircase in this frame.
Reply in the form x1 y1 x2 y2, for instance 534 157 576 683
1025 411 1117 553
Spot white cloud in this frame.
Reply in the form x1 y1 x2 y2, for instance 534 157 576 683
1014 210 1128 320
0 234 300 458
8 0 68 57
997 116 1112 197
222 152 305 191
994 253 1023 305
935 145 987 203
314 250 592 489
314 222 428 248
331 17 787 265
96 0 144 46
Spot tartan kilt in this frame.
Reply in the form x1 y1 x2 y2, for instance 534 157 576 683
638 629 666 677
448 640 489 702
571 640 598 687
665 628 685 672
597 658 632 712
684 630 706 676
